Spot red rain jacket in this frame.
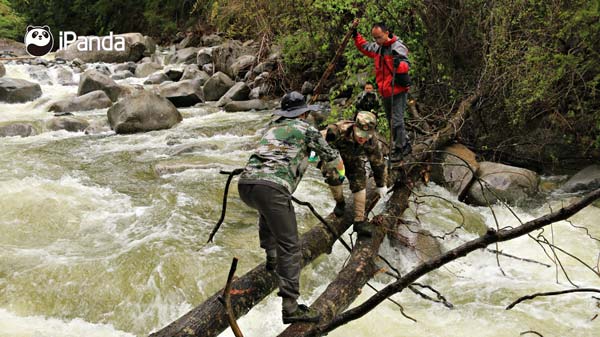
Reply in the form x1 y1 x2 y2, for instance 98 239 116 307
354 32 410 98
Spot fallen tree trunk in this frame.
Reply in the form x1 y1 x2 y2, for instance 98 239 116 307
149 190 376 337
278 92 480 336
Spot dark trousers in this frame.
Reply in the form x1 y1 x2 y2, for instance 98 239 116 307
238 183 301 303
382 92 409 153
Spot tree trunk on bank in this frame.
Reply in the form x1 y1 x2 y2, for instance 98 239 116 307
278 92 481 337
149 189 376 337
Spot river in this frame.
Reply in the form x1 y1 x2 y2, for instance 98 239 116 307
0 62 598 337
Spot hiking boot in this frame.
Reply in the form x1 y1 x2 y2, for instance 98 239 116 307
333 201 346 217
266 255 277 271
282 304 321 324
353 220 372 238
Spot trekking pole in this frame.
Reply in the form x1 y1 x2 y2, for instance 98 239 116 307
206 168 244 243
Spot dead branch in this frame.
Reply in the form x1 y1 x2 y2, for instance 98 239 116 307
219 257 244 337
319 188 600 334
506 288 600 310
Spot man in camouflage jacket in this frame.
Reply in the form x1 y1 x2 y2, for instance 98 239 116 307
238 91 344 324
323 111 387 237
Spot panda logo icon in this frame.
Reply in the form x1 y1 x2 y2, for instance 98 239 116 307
24 25 54 57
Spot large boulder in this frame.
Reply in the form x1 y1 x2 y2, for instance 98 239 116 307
111 70 135 80
203 71 234 101
78 70 122 102
196 47 214 66
561 165 600 193
180 65 210 84
144 72 171 85
158 79 204 107
0 78 42 103
0 123 37 137
224 99 268 112
0 38 27 57
431 143 479 197
466 162 539 206
48 90 112 113
56 33 152 63
135 62 162 78
201 34 222 47
216 82 250 107
230 55 256 79
46 116 89 132
107 91 182 134
54 66 75 85
0 63 5 77
166 47 200 64
211 40 245 78
113 62 137 73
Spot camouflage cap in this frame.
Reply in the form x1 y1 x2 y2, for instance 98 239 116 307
354 111 377 139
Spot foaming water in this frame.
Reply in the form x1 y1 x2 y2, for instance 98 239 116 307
1 64 598 336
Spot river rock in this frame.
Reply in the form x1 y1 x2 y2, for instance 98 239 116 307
0 78 42 103
113 62 137 73
216 82 250 107
196 47 214 66
144 72 171 85
212 40 244 78
180 65 210 84
389 221 442 262
0 38 27 57
466 162 539 206
28 66 53 85
166 47 199 64
48 90 112 113
54 66 75 85
202 63 214 75
108 91 182 133
201 34 222 47
224 99 268 112
77 69 122 102
112 70 135 80
84 119 111 135
46 116 90 132
56 32 151 63
230 55 256 79
158 79 204 107
0 63 5 77
0 123 37 137
431 143 479 197
94 64 112 76
203 71 234 101
164 69 184 82
135 62 162 77
561 165 600 193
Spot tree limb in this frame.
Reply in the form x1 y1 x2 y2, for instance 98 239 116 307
506 288 600 310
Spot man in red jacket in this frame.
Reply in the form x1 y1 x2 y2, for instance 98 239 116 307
352 18 412 162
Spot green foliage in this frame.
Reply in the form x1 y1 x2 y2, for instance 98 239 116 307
0 0 26 39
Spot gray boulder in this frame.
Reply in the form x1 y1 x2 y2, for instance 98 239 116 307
144 72 171 85
135 62 162 78
201 34 222 47
46 116 89 132
0 63 5 77
113 62 137 73
84 119 111 135
28 66 53 85
224 99 268 112
196 47 214 66
202 63 214 75
0 123 37 137
0 78 42 103
180 65 210 84
467 162 539 206
108 91 182 134
111 70 135 80
78 70 122 102
54 66 75 85
203 71 234 101
431 143 479 197
164 69 184 82
561 165 600 193
48 90 112 113
230 55 256 79
216 82 250 107
166 47 199 64
212 40 244 78
56 32 150 63
159 79 204 107
301 81 314 95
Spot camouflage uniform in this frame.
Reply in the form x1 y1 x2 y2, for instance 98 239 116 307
238 115 342 314
323 120 386 193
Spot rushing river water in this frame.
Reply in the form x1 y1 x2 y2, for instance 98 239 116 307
0 61 598 337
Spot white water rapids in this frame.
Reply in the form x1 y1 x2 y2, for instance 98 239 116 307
0 61 598 337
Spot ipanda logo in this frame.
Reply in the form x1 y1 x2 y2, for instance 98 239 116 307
24 25 126 57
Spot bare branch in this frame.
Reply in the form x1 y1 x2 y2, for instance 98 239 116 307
506 288 600 310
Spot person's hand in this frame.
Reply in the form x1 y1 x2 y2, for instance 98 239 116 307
376 186 387 199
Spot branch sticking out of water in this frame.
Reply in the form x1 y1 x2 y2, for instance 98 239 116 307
506 288 600 310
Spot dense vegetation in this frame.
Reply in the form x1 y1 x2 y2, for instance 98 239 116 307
3 0 599 170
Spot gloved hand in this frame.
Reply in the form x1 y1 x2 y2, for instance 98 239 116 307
376 186 387 199
351 18 359 37
308 151 319 163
